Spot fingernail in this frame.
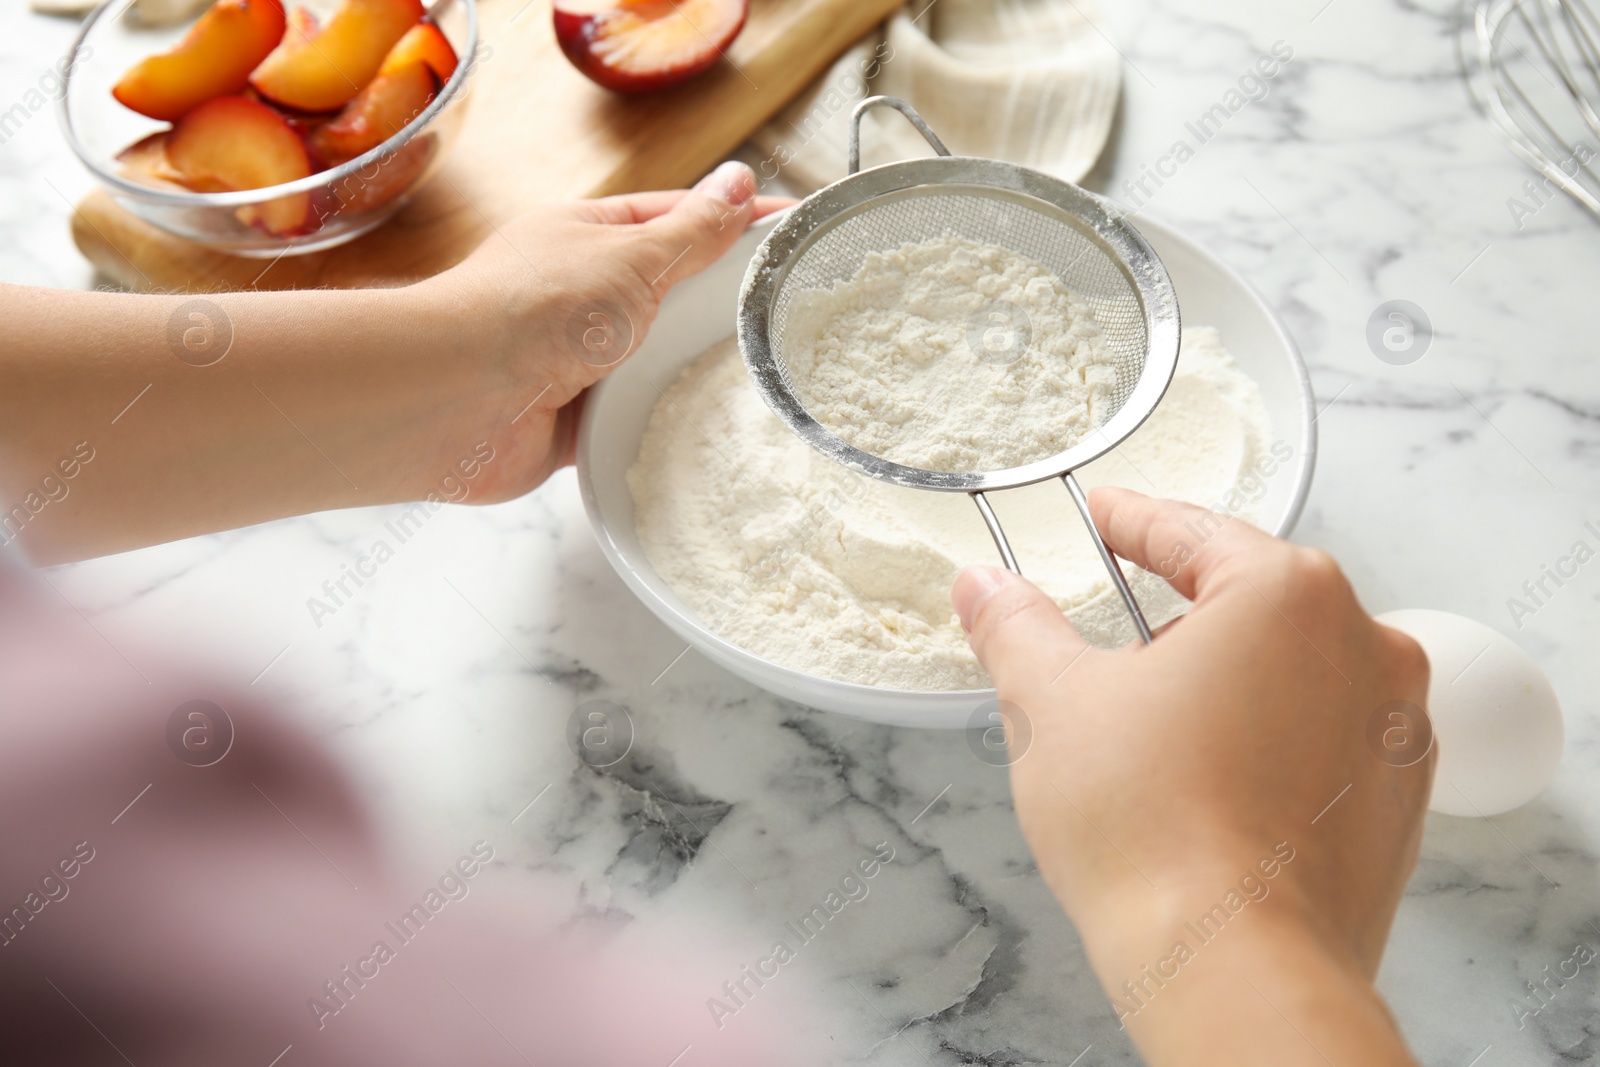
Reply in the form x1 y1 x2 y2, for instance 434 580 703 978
696 161 754 207
952 565 1006 633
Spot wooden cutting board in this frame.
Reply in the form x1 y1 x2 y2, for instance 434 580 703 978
71 0 902 292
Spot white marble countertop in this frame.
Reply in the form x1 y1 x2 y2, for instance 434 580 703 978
6 0 1600 1063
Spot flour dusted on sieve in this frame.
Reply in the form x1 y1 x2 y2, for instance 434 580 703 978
782 235 1120 473
627 328 1278 692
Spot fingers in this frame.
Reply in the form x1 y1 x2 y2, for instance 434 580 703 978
632 161 758 296
582 190 791 226
1088 486 1282 602
581 190 692 225
751 195 798 219
575 165 788 300
953 566 1093 691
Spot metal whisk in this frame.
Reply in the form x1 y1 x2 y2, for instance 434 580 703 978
1466 0 1600 220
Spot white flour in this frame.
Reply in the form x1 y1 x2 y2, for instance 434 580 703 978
783 235 1119 473
628 328 1277 691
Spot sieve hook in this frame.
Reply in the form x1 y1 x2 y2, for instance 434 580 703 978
848 96 951 175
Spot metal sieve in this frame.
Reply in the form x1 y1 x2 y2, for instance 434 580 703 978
737 97 1181 644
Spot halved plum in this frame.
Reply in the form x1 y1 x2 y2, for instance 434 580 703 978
166 95 315 235
284 2 319 41
249 0 424 112
378 19 458 82
114 131 190 189
112 0 286 121
552 0 747 94
308 60 438 167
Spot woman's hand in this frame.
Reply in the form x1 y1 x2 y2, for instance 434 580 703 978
953 487 1431 1067
1 163 784 562
416 160 787 501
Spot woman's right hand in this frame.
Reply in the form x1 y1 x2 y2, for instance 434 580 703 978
952 487 1432 1067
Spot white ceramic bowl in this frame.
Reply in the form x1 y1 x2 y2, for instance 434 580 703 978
576 212 1315 728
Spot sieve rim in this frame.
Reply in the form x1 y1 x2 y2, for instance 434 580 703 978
737 156 1182 493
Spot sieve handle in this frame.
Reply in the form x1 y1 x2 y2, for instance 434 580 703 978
849 96 952 175
1061 472 1154 645
971 491 1021 574
969 480 1154 646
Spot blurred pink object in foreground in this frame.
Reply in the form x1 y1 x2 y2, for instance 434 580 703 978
0 555 795 1066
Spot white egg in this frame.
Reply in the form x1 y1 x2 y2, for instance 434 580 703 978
1376 609 1564 817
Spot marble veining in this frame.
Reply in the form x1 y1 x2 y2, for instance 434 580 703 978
6 0 1600 1063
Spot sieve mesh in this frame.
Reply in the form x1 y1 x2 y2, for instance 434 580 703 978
766 184 1150 450
736 95 1180 645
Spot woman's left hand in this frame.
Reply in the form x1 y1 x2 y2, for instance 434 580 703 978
1 162 786 562
422 160 788 502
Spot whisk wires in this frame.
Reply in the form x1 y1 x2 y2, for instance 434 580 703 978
1468 0 1600 218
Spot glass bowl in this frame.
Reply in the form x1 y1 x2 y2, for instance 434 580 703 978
57 0 477 258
